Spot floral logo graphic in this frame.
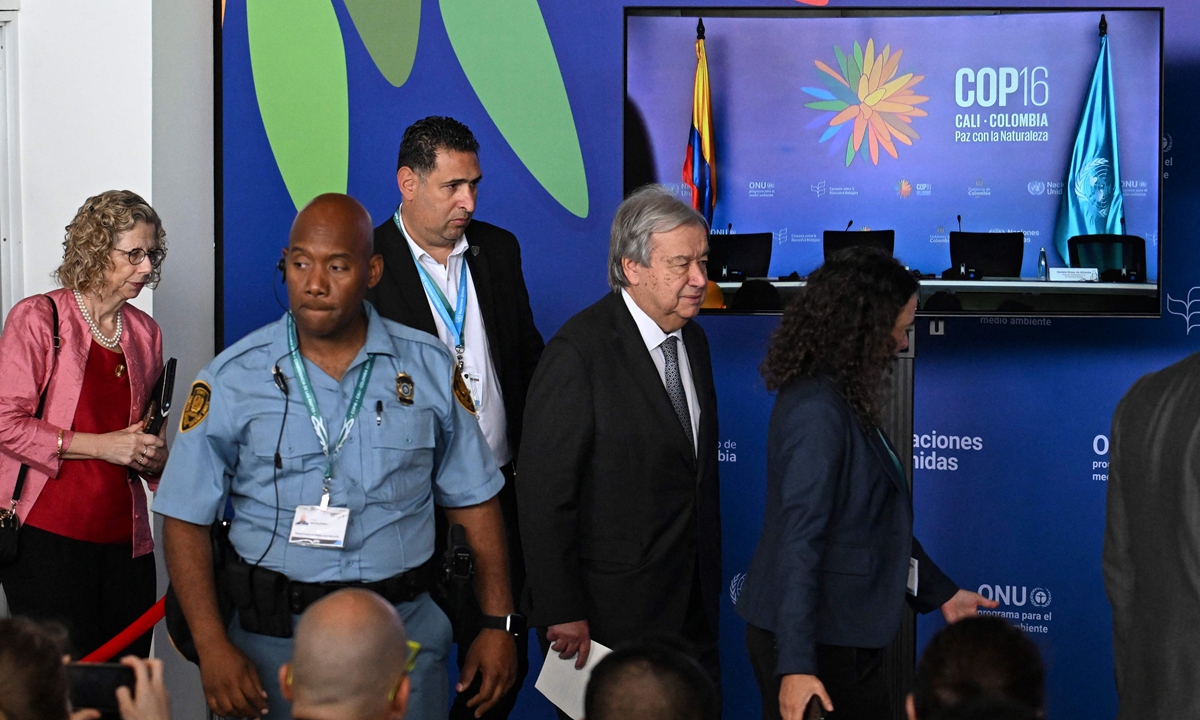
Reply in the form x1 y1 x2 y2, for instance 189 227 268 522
803 39 927 167
896 179 912 198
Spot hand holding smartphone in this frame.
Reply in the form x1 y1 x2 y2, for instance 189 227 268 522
68 663 134 715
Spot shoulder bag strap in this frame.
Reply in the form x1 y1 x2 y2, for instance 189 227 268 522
10 295 62 506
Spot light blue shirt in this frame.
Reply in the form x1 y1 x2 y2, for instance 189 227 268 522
153 304 503 583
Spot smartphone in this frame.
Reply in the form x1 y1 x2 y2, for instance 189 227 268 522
67 663 134 714
805 695 826 720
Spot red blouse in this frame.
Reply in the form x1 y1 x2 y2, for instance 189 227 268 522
25 341 134 544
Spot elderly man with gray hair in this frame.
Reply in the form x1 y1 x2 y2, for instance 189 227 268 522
280 589 413 720
516 185 723 698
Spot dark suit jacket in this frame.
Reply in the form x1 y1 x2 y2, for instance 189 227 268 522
1105 352 1200 720
516 292 721 646
366 216 544 457
736 376 957 676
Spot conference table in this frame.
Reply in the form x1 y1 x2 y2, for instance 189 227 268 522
711 279 1159 315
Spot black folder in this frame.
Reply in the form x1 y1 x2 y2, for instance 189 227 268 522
142 358 177 436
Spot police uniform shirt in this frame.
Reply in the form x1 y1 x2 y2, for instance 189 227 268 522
152 303 503 584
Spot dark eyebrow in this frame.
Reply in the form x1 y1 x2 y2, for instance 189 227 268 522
442 173 483 186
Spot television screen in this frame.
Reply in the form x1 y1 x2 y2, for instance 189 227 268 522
625 8 1163 316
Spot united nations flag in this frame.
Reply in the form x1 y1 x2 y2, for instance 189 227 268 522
1053 14 1125 265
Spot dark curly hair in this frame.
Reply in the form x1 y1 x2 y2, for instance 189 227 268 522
396 116 480 174
761 248 917 427
0 618 70 720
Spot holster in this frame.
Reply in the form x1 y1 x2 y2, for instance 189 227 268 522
225 560 294 638
165 519 236 663
429 519 480 647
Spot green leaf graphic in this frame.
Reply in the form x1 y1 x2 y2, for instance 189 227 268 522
248 0 348 210
851 41 864 87
805 100 849 111
440 0 589 217
343 0 421 87
834 45 848 82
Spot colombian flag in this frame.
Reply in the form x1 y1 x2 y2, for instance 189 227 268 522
683 22 715 226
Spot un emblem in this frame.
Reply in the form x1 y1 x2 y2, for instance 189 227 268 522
1027 181 1046 196
1074 158 1114 217
729 573 746 605
1030 587 1052 608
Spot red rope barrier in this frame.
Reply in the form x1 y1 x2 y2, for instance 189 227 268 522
79 597 166 663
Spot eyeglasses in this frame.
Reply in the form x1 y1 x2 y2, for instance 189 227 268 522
112 247 167 267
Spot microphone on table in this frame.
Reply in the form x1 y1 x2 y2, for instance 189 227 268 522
845 220 854 232
957 215 963 232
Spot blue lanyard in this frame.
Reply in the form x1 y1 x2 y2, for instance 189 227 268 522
394 207 468 363
877 428 908 490
285 313 375 486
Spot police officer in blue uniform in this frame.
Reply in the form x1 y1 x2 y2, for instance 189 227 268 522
156 194 518 720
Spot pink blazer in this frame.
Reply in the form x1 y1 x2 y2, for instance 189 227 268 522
0 287 164 557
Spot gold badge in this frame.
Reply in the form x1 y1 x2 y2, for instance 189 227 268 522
115 364 126 378
179 381 211 432
396 373 414 405
452 371 476 415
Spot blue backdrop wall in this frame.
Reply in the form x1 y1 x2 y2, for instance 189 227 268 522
221 2 1200 718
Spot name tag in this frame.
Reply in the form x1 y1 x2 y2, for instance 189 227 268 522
289 505 350 548
908 557 919 596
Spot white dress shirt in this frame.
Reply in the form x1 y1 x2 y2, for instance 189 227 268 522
620 289 700 453
397 208 512 466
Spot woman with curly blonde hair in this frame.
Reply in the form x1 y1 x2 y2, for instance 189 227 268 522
0 190 169 658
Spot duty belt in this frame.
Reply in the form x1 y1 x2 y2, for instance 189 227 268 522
285 561 438 615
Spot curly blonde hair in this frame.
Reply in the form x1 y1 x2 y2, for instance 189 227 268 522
53 190 167 296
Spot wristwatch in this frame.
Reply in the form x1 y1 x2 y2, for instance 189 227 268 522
480 613 527 636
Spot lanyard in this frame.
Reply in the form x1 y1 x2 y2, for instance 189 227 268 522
285 313 376 501
394 207 468 364
877 428 908 490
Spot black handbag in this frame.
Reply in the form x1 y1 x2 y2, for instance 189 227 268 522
0 296 60 567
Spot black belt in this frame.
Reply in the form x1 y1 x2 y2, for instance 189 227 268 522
285 562 437 615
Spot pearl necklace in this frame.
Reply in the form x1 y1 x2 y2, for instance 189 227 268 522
73 290 122 349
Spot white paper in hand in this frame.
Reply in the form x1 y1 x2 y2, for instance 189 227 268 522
535 640 613 720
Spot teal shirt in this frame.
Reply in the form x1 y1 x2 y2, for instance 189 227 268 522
153 303 503 583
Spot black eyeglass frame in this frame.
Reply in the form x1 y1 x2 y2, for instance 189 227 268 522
112 247 168 268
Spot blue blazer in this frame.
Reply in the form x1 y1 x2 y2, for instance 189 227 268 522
736 375 958 675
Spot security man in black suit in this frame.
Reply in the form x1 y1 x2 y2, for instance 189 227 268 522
366 116 544 720
517 185 723 690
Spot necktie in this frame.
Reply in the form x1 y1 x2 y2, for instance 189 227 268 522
661 336 694 451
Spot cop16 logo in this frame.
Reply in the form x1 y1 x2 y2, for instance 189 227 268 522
956 67 1049 107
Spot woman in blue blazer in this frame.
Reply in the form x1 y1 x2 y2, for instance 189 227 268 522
736 249 996 720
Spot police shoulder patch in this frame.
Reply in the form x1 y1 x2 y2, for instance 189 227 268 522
180 381 212 432
452 371 476 416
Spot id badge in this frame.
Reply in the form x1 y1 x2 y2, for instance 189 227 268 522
289 505 350 549
463 371 483 411
907 557 919 596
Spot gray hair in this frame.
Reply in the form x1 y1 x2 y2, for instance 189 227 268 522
608 185 708 291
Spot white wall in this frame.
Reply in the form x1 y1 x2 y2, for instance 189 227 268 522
149 0 213 715
17 0 153 313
